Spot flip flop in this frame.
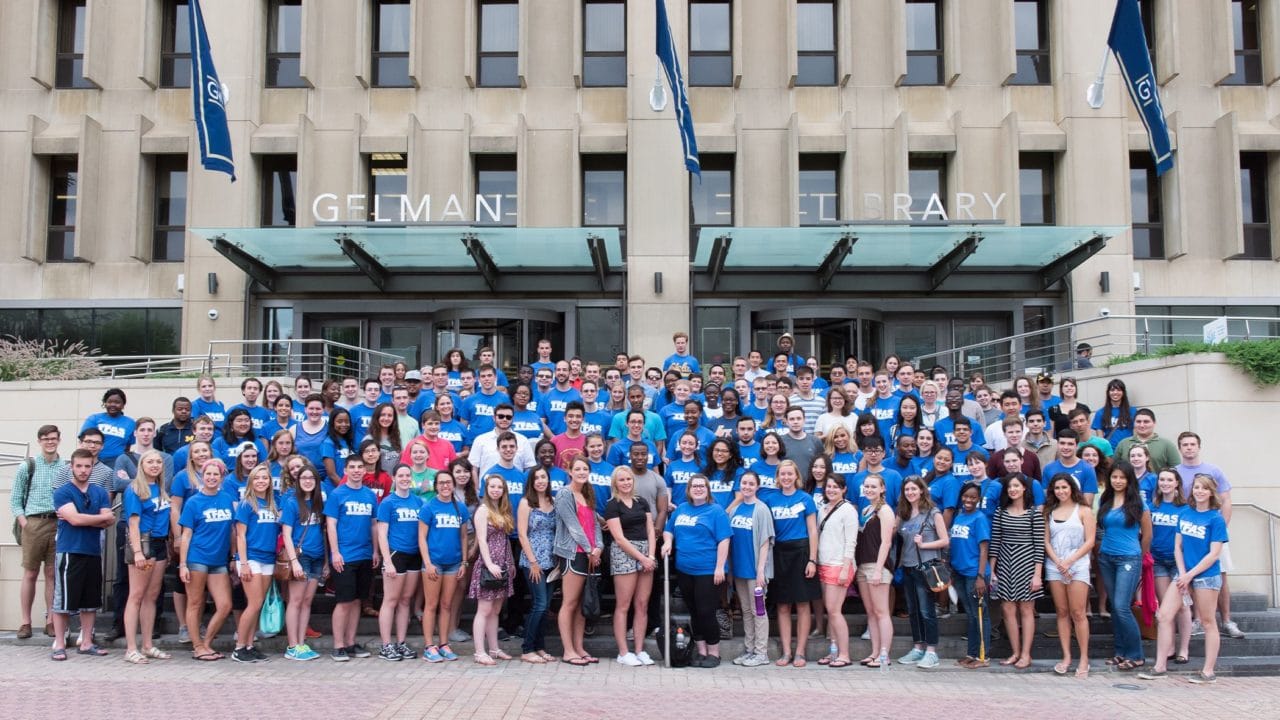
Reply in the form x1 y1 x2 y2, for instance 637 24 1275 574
792 657 807 668
859 657 876 666
817 655 833 666
1054 662 1070 675
775 654 792 667
76 645 108 657
864 659 882 668
1172 655 1189 665
561 656 589 666
50 648 67 661
193 651 221 661
829 658 852 668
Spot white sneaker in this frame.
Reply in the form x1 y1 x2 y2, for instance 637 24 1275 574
743 653 772 667
1221 621 1246 639
861 627 871 640
1190 619 1205 636
616 652 643 667
732 652 750 665
917 651 940 669
636 651 655 666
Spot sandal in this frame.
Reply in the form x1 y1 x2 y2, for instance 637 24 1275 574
584 655 599 664
192 651 221 662
561 655 589 666
1075 662 1090 678
792 656 807 668
50 648 67 661
859 656 876 666
1171 655 1189 665
1105 655 1124 666
520 653 546 664
143 647 172 660
491 649 513 661
967 658 990 669
76 644 109 657
1000 655 1020 666
1053 662 1070 676
829 658 852 668
817 655 834 666
1117 659 1144 671
125 650 150 665
775 654 792 667
864 659 882 668
473 652 496 666
537 651 556 662
1014 657 1033 670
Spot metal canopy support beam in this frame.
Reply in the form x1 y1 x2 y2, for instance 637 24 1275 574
334 233 389 291
461 233 499 290
927 233 982 291
708 235 732 291
816 233 856 289
587 234 609 291
1038 234 1107 290
210 235 278 291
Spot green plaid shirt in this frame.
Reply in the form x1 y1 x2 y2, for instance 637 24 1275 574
9 455 66 517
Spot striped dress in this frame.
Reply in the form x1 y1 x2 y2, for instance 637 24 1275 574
990 507 1046 602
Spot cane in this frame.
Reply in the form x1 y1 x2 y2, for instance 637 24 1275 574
663 553 671 668
976 592 987 663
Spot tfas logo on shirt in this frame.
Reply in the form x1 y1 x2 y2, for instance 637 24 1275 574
674 515 699 527
950 524 971 539
434 513 462 529
203 508 233 522
730 514 754 530
344 501 374 516
1179 519 1208 540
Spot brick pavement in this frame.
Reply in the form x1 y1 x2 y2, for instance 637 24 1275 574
0 644 1274 720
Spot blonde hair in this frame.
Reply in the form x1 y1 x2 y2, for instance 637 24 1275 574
246 463 279 515
1191 473 1223 510
609 465 635 499
130 449 169 505
480 474 514 534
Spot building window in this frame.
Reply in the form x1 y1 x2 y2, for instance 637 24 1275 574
475 155 518 226
1225 0 1262 85
153 156 188 262
368 153 408 222
261 155 297 227
694 306 738 367
905 0 943 86
47 156 78 262
1011 0 1050 85
798 154 839 225
55 0 91 89
1138 0 1157 77
160 0 192 88
267 0 304 88
1018 153 1055 225
691 154 734 250
0 307 181 356
577 306 624 366
796 1 836 86
1130 153 1163 259
583 154 626 230
583 1 625 87
689 1 732 86
372 0 411 87
909 155 948 220
479 0 520 87
1240 152 1271 258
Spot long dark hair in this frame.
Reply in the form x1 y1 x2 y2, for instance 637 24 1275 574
293 464 324 525
1100 461 1145 527
998 473 1033 512
701 437 742 478
1100 379 1134 433
327 407 355 447
448 457 479 506
367 402 402 450
1042 472 1085 516
221 407 256 444
523 465 554 508
894 395 922 433
896 475 934 521
854 412 883 450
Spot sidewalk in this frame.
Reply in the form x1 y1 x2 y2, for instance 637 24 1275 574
0 644 1274 719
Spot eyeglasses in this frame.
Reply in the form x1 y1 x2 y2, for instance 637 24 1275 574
39 435 60 442
81 438 103 446
495 413 513 420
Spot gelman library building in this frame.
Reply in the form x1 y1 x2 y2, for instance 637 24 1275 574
3 0 1280 375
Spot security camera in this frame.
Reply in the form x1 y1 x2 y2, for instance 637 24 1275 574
207 308 220 320
1099 308 1111 317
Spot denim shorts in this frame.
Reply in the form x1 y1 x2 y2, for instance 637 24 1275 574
1152 556 1179 578
186 561 228 575
434 561 461 576
1192 574 1223 591
298 554 325 582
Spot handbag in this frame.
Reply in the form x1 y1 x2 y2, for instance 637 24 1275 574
919 559 952 592
581 571 601 620
275 503 313 582
11 458 35 545
259 581 284 636
478 563 507 591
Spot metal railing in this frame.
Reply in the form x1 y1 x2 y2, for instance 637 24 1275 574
1237 503 1280 609
206 338 406 379
914 314 1280 386
0 439 30 467
96 354 236 379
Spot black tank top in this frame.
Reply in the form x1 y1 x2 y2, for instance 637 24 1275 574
855 506 894 569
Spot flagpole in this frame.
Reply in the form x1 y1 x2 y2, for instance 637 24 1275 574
1086 47 1110 109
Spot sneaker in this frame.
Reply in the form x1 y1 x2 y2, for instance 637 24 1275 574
699 654 721 668
1190 619 1205 636
285 646 304 661
743 653 772 667
422 646 445 663
248 646 268 662
917 651 940 669
298 645 320 661
231 647 257 664
349 643 371 659
898 648 925 665
1222 621 1246 639
178 626 192 644
1137 669 1168 680
396 643 417 659
1187 672 1218 684
861 627 871 640
332 647 350 662
438 645 459 661
636 651 655 666
379 643 402 661
617 652 643 667
732 652 750 665
448 629 471 643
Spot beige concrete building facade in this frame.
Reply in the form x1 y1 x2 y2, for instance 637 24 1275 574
2 0 1280 375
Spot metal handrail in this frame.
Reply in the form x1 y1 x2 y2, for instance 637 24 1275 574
1236 502 1280 608
0 439 30 466
206 338 406 379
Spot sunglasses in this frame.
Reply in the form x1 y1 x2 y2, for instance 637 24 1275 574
495 413 513 420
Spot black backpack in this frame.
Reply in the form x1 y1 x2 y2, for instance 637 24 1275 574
654 620 695 668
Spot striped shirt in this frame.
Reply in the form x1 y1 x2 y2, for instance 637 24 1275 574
788 392 827 434
53 460 114 494
9 455 67 517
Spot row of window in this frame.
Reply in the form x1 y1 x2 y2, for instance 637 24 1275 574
52 1 1262 91
0 307 181 357
40 148 1273 264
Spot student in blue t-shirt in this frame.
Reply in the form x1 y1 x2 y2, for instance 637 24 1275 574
228 378 273 434
192 375 228 430
923 448 960 523
1096 462 1152 670
1092 379 1138 447
1042 429 1098 503
662 475 731 668
121 449 171 662
376 464 426 661
324 454 380 661
766 459 820 667
662 331 702 378
212 409 267 470
949 483 991 668
178 459 236 662
1142 472 1229 684
50 451 115 659
666 431 702 506
232 464 281 663
279 464 327 661
703 438 744 508
727 471 775 666
583 434 615 500
418 470 470 661
80 388 136 468
261 394 298 443
321 408 357 489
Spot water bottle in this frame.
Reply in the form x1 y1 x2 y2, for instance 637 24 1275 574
753 586 767 616
829 640 838 658
878 648 889 673
675 627 688 650
1182 590 1194 608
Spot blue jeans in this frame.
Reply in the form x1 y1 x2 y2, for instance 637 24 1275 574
902 566 939 646
520 565 549 653
953 573 991 659
1098 553 1144 661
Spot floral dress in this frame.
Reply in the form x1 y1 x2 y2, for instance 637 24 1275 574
469 518 515 600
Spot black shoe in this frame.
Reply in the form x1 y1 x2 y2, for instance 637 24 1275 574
152 629 162 640
103 628 123 643
248 646 268 662
700 655 721 668
231 647 257 663
348 644 371 658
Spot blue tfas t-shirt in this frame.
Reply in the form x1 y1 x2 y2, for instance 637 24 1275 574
419 496 471 567
53 482 112 555
948 510 991 577
665 502 731 575
191 398 227 429
586 460 614 508
729 501 765 580
279 494 325 559
831 451 859 478
928 473 961 511
766 491 817 543
665 457 700 506
377 492 425 554
851 469 903 514
1099 501 1149 556
235 495 282 564
1178 507 1229 578
1042 460 1097 495
707 467 743 508
79 412 136 466
1149 502 1184 561
123 482 171 538
324 483 378 561
179 491 236 566
976 477 1003 523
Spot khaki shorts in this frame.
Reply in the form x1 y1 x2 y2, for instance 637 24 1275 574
20 516 57 571
857 562 892 585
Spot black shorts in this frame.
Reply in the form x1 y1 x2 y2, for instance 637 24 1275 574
391 551 423 574
334 559 374 603
53 552 103 614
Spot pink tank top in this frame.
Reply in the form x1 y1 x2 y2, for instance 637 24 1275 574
576 502 596 552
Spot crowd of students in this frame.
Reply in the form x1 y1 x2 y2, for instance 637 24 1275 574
8 331 1236 681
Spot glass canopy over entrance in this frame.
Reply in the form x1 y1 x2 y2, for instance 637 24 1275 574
691 224 1123 294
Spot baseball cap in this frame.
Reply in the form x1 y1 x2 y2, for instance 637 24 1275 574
404 370 422 382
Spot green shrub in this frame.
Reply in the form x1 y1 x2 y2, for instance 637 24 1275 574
0 336 103 381
1108 338 1280 386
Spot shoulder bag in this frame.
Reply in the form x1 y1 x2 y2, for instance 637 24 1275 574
11 458 35 545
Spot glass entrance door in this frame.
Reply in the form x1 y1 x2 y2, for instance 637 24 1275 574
752 307 870 376
316 319 365 378
431 308 564 377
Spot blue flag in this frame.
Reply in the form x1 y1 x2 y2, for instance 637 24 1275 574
1108 0 1172 176
189 0 235 181
655 0 700 177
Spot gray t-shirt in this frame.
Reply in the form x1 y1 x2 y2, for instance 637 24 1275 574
780 433 824 483
632 469 666 517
